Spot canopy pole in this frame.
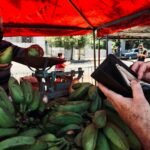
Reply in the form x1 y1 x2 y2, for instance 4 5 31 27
106 35 109 57
93 29 96 70
93 29 97 85
98 39 101 65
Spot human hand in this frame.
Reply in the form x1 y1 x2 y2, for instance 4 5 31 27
131 61 150 82
98 80 150 149
26 44 44 57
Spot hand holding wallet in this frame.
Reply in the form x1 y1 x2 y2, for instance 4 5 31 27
91 54 150 102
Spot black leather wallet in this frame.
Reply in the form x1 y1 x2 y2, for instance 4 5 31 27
91 54 150 102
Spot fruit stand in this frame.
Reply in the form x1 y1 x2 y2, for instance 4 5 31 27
0 0 149 149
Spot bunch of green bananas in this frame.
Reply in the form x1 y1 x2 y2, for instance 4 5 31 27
8 77 45 114
0 78 143 150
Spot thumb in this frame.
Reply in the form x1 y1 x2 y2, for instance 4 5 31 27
131 80 145 101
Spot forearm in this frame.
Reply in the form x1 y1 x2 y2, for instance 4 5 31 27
120 108 150 149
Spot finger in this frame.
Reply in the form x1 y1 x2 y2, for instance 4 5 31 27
137 63 147 80
98 83 130 107
131 61 143 73
131 80 145 101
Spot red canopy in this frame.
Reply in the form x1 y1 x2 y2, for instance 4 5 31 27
0 0 150 36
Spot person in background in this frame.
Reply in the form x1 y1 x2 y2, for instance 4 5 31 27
98 60 150 149
137 43 147 61
55 53 66 71
0 30 44 92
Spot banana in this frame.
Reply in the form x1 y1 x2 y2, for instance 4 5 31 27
44 123 61 135
0 136 35 149
92 110 107 128
109 141 122 150
89 94 102 113
103 122 129 150
0 106 16 127
106 110 142 150
57 124 81 136
17 140 48 150
0 86 15 115
0 46 13 64
72 83 83 90
49 111 83 126
0 128 18 138
28 89 41 112
38 133 58 142
88 86 102 112
95 131 110 150
69 82 92 100
74 130 83 147
54 101 90 113
38 100 46 112
82 123 98 150
19 128 42 137
48 146 59 150
20 80 33 105
8 77 24 104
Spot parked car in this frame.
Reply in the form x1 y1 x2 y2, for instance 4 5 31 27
121 48 139 60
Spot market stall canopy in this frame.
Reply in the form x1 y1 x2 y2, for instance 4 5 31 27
101 26 150 39
0 0 150 36
97 7 150 37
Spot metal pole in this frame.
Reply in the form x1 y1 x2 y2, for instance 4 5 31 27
98 39 101 65
106 35 109 57
93 29 96 70
93 30 96 85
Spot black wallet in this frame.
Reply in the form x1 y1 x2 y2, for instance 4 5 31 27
91 54 150 102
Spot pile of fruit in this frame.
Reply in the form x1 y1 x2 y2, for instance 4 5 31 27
0 78 142 150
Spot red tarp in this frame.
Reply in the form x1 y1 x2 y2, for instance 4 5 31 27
0 0 150 36
97 9 150 37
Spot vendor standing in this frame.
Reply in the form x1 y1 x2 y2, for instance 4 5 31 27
0 31 43 92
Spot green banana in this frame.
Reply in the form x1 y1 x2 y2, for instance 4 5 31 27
48 146 59 150
19 128 42 137
19 140 48 150
54 100 90 113
109 141 122 150
0 128 18 138
57 124 81 136
49 111 83 126
20 80 33 105
8 77 24 104
74 130 83 147
88 85 97 100
72 83 83 90
38 133 58 142
38 100 46 112
103 122 129 150
106 110 142 150
0 136 35 149
28 89 41 112
95 131 110 150
44 123 61 134
0 46 13 64
69 82 92 100
92 110 107 128
82 123 98 150
89 94 101 113
0 86 15 115
0 106 16 127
